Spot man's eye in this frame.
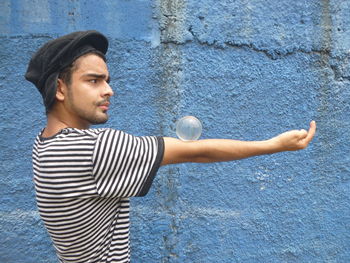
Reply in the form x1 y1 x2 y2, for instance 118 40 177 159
89 79 98 83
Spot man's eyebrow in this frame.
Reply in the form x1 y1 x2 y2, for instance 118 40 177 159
83 73 111 83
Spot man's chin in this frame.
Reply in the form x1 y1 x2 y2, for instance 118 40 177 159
94 118 108 125
90 114 109 125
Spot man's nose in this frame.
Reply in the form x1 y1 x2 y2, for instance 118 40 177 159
103 82 114 97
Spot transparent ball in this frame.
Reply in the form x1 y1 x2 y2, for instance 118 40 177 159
176 116 202 141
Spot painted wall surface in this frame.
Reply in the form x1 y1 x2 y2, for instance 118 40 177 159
0 0 349 262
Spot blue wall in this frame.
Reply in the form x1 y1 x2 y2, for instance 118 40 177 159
1 0 349 262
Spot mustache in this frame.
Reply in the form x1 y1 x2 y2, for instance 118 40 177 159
96 98 110 106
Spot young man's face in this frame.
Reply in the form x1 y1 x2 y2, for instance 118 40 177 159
63 53 114 127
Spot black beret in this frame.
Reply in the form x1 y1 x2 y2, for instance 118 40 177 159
25 30 108 111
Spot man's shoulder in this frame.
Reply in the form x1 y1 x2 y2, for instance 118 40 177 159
33 127 120 144
82 127 124 136
70 127 109 136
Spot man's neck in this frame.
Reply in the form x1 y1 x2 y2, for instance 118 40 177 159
42 111 90 137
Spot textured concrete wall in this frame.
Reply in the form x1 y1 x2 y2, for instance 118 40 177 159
1 0 349 262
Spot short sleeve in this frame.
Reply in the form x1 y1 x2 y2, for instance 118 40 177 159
92 129 164 198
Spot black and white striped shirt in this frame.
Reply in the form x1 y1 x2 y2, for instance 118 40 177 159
32 128 164 263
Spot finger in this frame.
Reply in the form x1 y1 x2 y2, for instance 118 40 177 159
304 120 316 143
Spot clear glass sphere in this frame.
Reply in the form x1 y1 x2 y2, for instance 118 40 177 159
176 116 202 141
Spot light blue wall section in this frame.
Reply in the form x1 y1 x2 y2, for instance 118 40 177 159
1 0 349 262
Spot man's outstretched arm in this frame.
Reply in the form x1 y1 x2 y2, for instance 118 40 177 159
161 121 316 166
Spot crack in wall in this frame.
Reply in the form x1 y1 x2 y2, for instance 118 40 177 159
159 21 350 83
162 25 333 60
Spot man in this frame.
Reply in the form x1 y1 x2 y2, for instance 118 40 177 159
25 30 316 263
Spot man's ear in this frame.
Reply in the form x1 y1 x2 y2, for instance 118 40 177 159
56 78 67 102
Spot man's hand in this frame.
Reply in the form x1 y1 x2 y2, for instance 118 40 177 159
270 121 316 152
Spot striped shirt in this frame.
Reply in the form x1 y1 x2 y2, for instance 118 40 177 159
32 128 164 263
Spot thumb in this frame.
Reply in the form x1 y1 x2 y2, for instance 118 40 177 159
302 121 317 145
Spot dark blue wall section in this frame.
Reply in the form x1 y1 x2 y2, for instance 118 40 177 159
1 0 349 262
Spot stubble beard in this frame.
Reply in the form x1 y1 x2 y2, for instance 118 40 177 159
67 89 109 126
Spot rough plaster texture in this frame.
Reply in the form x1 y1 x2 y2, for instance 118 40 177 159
0 0 349 262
